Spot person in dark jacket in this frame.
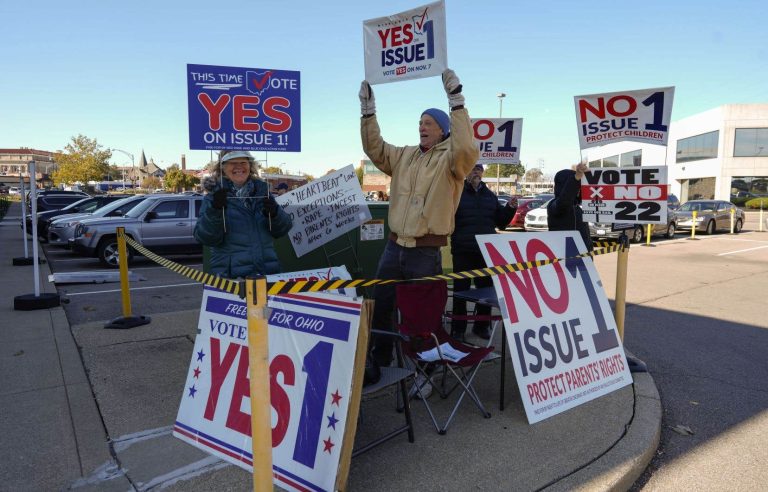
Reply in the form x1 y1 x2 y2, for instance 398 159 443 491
547 163 593 252
194 150 292 278
450 164 517 340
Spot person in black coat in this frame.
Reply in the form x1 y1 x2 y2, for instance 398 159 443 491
450 164 517 340
547 163 593 252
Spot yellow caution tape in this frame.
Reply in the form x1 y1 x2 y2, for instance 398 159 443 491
118 230 622 298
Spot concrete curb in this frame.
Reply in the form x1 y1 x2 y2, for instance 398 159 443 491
42 242 115 478
546 372 662 491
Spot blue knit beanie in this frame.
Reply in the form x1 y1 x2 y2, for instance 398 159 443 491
421 108 450 138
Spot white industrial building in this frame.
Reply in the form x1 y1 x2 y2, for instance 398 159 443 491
582 104 768 202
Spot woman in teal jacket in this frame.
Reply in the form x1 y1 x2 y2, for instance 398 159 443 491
194 150 292 278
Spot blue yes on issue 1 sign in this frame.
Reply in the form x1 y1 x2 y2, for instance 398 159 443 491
187 64 301 152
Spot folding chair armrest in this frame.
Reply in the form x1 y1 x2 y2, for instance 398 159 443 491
430 333 444 359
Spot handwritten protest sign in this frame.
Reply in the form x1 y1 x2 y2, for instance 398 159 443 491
574 86 674 150
174 285 362 492
275 165 372 258
478 231 632 423
472 118 523 165
581 166 669 225
363 0 447 85
187 63 300 152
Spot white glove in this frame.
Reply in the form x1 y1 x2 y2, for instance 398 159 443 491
442 69 465 108
359 81 376 116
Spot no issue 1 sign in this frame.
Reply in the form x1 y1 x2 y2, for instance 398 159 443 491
471 118 523 165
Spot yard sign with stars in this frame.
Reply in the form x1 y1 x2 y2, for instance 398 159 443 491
174 285 362 492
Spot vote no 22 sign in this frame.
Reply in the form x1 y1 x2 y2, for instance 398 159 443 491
174 286 361 492
471 118 523 165
580 166 669 225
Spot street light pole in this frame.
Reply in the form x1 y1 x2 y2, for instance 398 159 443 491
496 93 506 194
111 148 135 192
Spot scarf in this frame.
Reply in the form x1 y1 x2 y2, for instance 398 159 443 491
229 179 258 211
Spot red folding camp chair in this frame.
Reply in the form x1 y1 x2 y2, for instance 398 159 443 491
395 280 494 434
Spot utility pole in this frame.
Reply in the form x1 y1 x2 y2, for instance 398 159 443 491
496 93 506 194
111 148 135 192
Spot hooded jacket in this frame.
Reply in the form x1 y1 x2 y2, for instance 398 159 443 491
194 177 292 278
547 169 593 251
361 108 479 247
451 180 516 255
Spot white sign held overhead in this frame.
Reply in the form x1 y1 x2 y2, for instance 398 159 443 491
363 0 447 85
471 118 523 165
477 231 633 424
275 165 372 258
574 86 675 149
580 166 669 225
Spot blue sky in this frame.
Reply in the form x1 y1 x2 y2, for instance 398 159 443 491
2 0 766 177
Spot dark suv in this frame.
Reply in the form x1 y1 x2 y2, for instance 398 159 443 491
27 195 127 240
26 189 89 208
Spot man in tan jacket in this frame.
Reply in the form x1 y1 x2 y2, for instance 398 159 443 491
359 69 479 370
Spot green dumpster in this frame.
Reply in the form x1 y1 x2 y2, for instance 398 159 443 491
274 202 389 285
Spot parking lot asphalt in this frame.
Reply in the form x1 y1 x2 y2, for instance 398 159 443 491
5 202 766 490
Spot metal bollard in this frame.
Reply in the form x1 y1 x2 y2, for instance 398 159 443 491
730 208 735 234
642 223 654 247
104 227 151 329
688 210 699 240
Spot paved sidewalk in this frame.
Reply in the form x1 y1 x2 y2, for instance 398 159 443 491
0 201 662 491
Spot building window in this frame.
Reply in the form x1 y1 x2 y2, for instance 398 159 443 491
602 155 619 167
686 177 716 200
676 131 719 163
588 159 601 168
731 176 768 197
620 150 642 167
734 128 768 157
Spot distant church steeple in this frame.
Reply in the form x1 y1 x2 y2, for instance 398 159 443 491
138 150 148 169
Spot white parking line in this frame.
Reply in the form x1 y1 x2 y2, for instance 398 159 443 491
712 237 768 243
48 257 95 262
717 245 768 256
48 259 202 269
63 282 202 296
129 264 203 271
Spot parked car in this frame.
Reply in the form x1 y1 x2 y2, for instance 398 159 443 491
524 200 551 232
667 193 681 210
28 195 127 240
48 195 149 247
589 194 681 243
25 189 89 208
675 200 744 234
26 193 90 214
8 186 20 195
72 194 203 266
497 194 523 208
589 218 676 243
509 198 546 229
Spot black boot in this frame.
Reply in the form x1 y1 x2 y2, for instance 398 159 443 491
451 326 466 343
472 324 491 340
363 354 381 386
